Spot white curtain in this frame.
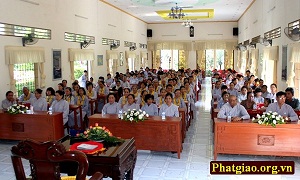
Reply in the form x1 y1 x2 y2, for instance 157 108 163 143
148 41 192 51
106 50 119 60
250 49 259 76
141 51 147 68
8 64 16 93
106 50 119 75
241 51 248 74
262 46 279 82
125 51 137 70
183 50 189 69
5 46 45 64
287 44 300 87
68 48 95 61
38 62 46 88
5 46 45 92
68 48 95 81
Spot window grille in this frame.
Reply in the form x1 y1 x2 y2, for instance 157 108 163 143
14 63 36 97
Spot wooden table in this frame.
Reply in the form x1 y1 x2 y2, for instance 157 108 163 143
0 110 64 141
214 118 300 160
211 109 266 132
89 114 182 158
60 137 136 180
178 108 186 141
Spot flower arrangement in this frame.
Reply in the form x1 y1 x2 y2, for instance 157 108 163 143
7 104 28 114
252 111 285 127
77 123 124 145
121 109 149 123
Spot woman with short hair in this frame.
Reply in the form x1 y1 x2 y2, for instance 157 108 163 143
122 94 140 111
50 90 69 125
30 88 48 111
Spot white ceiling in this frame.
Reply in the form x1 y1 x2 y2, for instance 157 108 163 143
102 0 254 23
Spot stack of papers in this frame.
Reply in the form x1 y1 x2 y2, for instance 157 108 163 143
77 144 98 150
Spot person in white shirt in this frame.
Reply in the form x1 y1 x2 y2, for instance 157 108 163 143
30 88 48 111
105 73 113 87
123 94 140 111
217 95 250 121
232 78 241 91
225 74 233 86
141 94 158 116
237 74 245 88
227 82 239 97
261 85 270 98
102 93 120 114
79 70 88 88
129 74 139 85
212 81 222 100
217 91 230 109
237 86 248 103
267 83 278 103
253 88 264 104
158 93 179 117
2 91 17 110
266 91 298 122
18 87 34 103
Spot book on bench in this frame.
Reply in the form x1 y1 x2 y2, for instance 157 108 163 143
77 143 98 150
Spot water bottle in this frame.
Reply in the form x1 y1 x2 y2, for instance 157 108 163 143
48 107 52 115
162 112 166 120
227 112 231 122
118 110 123 119
30 105 34 114
102 109 106 116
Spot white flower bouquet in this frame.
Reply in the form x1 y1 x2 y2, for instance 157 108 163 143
122 109 149 123
252 111 285 127
7 104 28 114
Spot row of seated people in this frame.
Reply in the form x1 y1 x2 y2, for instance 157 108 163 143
212 69 299 122
2 81 198 129
213 69 300 110
216 92 298 122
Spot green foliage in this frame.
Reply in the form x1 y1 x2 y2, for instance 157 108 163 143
16 81 35 97
74 68 85 80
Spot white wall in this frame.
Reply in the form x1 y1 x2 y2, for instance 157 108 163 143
147 22 238 41
147 22 238 68
0 0 147 99
238 0 300 91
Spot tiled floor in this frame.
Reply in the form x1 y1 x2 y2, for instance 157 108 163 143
1 78 300 179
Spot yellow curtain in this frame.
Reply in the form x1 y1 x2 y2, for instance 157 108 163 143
8 64 17 94
250 49 258 76
181 50 188 69
287 44 300 87
70 61 75 81
196 50 205 70
38 62 46 88
224 49 233 69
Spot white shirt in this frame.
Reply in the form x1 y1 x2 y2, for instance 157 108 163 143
217 103 250 119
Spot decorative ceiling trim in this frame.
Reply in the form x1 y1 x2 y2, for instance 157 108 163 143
99 0 147 24
156 9 214 20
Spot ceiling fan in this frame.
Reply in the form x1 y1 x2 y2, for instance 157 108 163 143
259 37 272 46
284 27 300 41
22 33 38 46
